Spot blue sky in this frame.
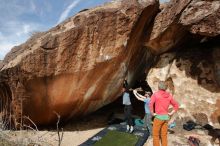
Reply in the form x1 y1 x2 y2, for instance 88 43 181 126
0 0 169 60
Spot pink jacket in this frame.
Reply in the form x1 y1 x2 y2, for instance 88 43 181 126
149 90 179 115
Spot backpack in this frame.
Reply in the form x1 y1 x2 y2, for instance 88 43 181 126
183 120 197 131
188 136 200 146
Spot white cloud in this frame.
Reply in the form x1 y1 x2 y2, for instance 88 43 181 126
57 0 83 24
0 43 18 60
0 1 51 60
16 24 32 37
0 22 43 60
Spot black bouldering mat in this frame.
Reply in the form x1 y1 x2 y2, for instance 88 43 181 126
79 124 149 146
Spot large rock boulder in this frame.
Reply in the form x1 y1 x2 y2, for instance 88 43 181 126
147 44 220 125
144 0 220 54
180 0 220 37
0 0 159 126
0 61 3 69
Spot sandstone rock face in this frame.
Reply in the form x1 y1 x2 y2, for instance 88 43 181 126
0 61 3 69
180 0 220 37
147 45 220 125
144 0 220 127
144 0 220 54
212 47 220 86
0 0 159 126
144 0 192 54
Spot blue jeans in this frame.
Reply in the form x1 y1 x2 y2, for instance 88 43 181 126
144 113 152 135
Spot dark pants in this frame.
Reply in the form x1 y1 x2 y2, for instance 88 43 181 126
124 105 133 126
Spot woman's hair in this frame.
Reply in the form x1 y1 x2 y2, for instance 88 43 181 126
158 81 168 90
123 79 128 88
145 91 152 97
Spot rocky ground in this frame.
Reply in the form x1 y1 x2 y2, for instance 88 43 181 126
0 126 219 146
0 99 219 146
145 124 219 146
0 118 219 146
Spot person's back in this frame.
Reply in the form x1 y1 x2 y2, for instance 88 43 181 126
152 90 178 115
123 91 131 105
122 85 134 133
149 81 179 146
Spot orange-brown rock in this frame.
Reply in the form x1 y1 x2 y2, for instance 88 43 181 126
180 0 220 37
0 60 3 69
144 0 192 54
144 0 220 54
0 0 159 126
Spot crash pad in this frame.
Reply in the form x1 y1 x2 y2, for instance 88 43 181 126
79 124 149 146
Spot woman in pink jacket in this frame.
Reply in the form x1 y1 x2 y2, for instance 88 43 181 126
149 81 179 146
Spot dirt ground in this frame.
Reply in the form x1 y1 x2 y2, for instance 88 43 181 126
1 123 219 146
0 98 219 146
